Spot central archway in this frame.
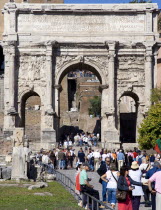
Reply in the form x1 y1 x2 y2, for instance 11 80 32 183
55 61 105 144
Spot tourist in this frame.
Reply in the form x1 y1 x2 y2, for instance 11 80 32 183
127 150 134 167
149 154 155 166
136 151 144 166
97 157 111 202
93 149 101 171
58 149 65 170
117 150 125 171
129 161 144 210
87 149 94 171
75 163 83 207
101 149 108 164
139 158 151 207
117 166 144 210
133 148 138 161
146 161 161 210
101 163 119 209
78 148 85 164
148 169 161 210
63 140 68 149
80 163 100 209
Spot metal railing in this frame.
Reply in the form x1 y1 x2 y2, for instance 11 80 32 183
54 170 113 210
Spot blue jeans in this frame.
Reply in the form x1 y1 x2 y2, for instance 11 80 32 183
107 188 117 204
102 180 107 201
59 160 65 169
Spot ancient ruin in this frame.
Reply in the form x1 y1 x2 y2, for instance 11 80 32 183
1 2 160 150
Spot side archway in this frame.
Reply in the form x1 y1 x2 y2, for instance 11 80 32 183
20 91 41 143
118 91 139 143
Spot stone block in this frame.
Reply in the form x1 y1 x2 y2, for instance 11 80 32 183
2 167 12 180
28 182 48 190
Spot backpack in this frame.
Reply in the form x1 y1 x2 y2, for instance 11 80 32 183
138 155 143 165
128 155 133 162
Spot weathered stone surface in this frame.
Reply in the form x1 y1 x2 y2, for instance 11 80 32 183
34 192 53 196
2 167 11 180
28 182 48 190
2 3 160 149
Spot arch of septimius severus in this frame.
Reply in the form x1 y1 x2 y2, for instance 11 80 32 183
1 2 161 150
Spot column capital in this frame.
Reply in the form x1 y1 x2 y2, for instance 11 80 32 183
105 41 118 50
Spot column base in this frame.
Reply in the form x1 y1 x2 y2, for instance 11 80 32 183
102 130 120 149
41 128 56 150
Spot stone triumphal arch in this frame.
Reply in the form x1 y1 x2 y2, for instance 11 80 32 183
2 2 160 149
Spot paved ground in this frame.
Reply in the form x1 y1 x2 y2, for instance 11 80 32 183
58 168 152 210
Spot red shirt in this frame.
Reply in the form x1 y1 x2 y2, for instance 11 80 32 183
133 152 138 158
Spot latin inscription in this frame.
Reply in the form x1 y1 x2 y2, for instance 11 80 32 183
18 14 145 33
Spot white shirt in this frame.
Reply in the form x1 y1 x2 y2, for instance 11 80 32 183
93 151 101 159
42 155 49 164
106 170 118 189
102 154 108 161
139 163 150 182
129 169 144 196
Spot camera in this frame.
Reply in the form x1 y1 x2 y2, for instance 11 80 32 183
131 186 135 189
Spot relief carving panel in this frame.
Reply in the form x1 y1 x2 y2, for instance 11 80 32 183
117 56 145 85
18 56 46 82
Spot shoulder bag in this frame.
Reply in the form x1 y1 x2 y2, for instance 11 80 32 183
111 172 127 201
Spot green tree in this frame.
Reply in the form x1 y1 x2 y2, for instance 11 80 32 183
137 104 161 149
88 96 101 117
151 87 161 104
138 87 161 149
129 0 152 3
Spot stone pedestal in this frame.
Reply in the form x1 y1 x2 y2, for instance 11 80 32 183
103 130 120 149
11 146 28 180
41 128 56 150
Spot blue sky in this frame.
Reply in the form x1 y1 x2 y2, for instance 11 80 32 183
64 0 161 9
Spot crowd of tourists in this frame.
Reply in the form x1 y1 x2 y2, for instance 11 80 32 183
33 144 161 210
74 147 161 210
59 132 100 148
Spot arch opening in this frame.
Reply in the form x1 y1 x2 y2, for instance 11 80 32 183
119 92 139 143
21 91 41 145
58 63 102 144
0 46 4 74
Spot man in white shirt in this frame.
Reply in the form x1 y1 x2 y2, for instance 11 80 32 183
93 150 101 171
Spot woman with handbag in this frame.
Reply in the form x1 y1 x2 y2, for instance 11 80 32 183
117 166 143 210
101 163 119 209
129 161 144 210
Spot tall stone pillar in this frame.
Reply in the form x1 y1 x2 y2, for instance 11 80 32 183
104 41 120 149
100 85 109 147
41 43 56 150
3 41 17 138
108 42 115 114
145 46 153 110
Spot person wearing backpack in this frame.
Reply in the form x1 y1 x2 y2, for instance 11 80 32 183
97 157 111 202
139 158 151 207
136 151 143 166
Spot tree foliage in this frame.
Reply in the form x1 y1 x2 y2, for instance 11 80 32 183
151 87 161 104
138 87 161 149
88 96 101 117
129 0 151 3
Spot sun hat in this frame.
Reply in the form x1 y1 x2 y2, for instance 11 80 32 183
131 161 139 169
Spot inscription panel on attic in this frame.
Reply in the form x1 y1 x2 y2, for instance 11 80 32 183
18 14 145 33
